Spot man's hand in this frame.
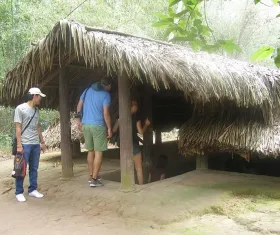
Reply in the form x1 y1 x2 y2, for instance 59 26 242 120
76 119 82 131
17 145 23 154
41 143 47 153
107 128 112 138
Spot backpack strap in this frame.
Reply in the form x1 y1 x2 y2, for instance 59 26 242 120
21 108 37 135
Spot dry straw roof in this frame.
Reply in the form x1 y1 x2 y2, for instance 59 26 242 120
1 19 280 124
178 118 280 157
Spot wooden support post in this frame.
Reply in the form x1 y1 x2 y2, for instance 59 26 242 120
118 71 135 191
196 155 208 170
143 88 153 165
59 67 73 178
155 129 162 145
72 140 81 158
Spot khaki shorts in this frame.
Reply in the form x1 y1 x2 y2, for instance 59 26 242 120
82 125 107 151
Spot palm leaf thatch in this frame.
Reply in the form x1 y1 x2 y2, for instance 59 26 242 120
1 20 280 125
43 117 84 148
178 118 280 157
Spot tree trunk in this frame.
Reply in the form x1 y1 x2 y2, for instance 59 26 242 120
59 67 73 177
118 70 135 191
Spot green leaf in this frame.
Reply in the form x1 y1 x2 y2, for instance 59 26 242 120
254 0 261 4
189 41 200 51
217 40 241 55
152 18 174 28
272 0 279 5
169 0 181 7
175 9 188 18
194 19 202 26
155 13 169 19
168 7 175 17
273 48 280 68
276 14 280 18
251 46 275 61
202 44 220 53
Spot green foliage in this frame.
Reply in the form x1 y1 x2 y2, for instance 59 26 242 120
251 46 275 61
252 0 280 67
152 0 241 55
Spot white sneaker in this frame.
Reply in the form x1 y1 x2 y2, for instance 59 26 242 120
16 194 26 202
29 190 44 198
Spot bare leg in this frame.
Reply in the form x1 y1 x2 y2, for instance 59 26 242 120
92 151 103 179
134 153 144 185
87 150 95 179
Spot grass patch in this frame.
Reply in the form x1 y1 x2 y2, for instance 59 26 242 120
231 187 280 200
203 205 225 215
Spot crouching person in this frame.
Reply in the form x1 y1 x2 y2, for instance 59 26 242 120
14 88 47 202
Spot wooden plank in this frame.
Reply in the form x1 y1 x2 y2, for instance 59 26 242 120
118 70 135 191
59 66 73 177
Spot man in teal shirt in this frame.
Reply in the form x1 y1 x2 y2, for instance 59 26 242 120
76 77 112 187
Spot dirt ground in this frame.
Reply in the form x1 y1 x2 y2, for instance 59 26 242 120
1 153 280 235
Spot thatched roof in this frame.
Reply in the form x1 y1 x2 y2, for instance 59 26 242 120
1 19 280 125
43 117 84 148
178 118 280 157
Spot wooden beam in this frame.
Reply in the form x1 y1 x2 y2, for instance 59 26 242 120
118 70 135 191
39 55 76 89
59 67 73 178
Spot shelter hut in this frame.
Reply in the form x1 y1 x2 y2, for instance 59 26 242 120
1 20 280 190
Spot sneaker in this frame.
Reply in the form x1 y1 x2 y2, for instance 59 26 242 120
16 194 26 202
88 176 102 183
29 190 44 198
90 179 103 187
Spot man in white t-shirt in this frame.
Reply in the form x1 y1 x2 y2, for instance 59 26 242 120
14 87 47 202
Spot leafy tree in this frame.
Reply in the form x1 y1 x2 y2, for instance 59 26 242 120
250 0 280 67
152 0 241 55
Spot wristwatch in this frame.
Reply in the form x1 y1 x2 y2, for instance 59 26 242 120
74 112 82 118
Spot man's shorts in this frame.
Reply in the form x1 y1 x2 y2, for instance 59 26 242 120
82 125 107 151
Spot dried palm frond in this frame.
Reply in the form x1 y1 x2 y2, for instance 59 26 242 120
178 118 280 157
1 20 280 125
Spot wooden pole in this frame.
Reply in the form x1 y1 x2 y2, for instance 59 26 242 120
72 140 81 158
143 88 153 165
196 155 208 170
118 70 135 191
59 67 73 177
155 129 162 145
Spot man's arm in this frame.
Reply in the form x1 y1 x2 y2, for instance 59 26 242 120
76 99 84 131
104 105 112 138
37 124 46 152
112 119 119 133
76 99 83 114
15 122 23 154
14 107 23 154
